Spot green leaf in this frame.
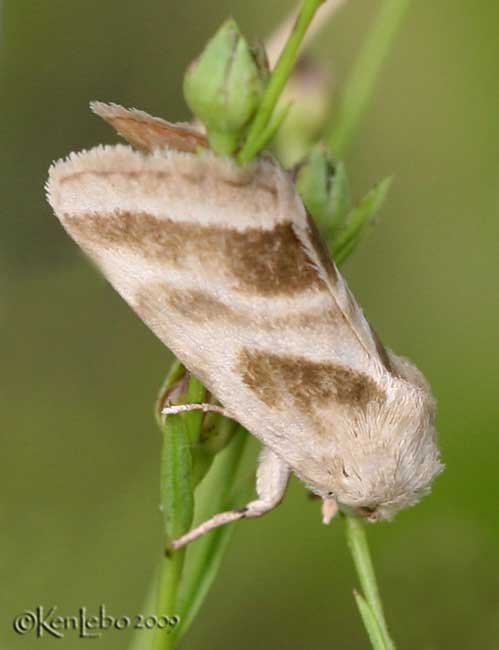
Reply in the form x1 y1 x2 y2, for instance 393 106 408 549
190 414 239 485
177 523 234 640
161 415 194 544
128 570 157 650
243 99 292 159
332 176 392 264
296 146 330 223
175 428 251 640
328 160 351 232
154 360 185 428
354 591 388 650
185 374 206 445
327 0 412 159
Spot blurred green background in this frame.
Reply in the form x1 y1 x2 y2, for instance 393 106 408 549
1 1 498 648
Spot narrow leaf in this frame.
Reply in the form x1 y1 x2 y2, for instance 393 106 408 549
185 374 206 444
296 146 330 223
161 415 194 543
354 591 388 650
238 100 292 164
175 428 251 640
155 359 185 427
332 176 392 261
328 160 351 232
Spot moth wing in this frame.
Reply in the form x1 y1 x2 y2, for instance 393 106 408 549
46 144 392 478
90 101 208 153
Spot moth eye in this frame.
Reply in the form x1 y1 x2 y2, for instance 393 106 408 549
327 491 334 497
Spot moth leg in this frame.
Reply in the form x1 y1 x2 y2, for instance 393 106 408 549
162 402 230 417
170 447 290 550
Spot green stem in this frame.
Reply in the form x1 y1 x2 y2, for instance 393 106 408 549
152 549 186 650
238 0 326 164
345 516 395 650
327 0 412 159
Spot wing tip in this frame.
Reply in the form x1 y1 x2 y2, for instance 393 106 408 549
46 144 136 212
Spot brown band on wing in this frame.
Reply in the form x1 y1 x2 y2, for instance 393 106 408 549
228 221 324 295
64 211 327 296
135 284 247 325
238 348 385 410
134 282 342 331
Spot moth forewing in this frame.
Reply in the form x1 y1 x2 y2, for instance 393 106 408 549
46 106 443 547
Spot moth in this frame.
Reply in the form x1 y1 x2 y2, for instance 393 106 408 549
46 102 443 549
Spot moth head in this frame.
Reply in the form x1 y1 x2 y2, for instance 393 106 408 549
319 377 444 522
357 505 380 522
332 446 443 522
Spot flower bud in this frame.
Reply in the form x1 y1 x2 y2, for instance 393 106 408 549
296 146 350 239
183 19 266 155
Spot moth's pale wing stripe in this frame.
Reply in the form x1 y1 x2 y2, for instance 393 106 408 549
90 102 208 153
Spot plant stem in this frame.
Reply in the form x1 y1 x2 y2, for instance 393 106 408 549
327 0 412 159
152 549 186 650
345 516 395 650
266 0 348 68
238 0 326 164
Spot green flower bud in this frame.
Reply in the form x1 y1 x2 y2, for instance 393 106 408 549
297 147 392 263
296 146 351 240
183 19 266 156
